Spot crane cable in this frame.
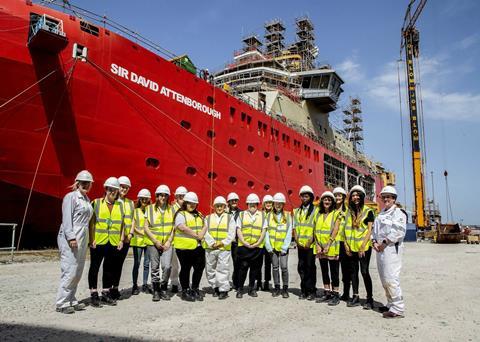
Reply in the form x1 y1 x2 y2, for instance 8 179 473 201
16 59 78 250
396 59 408 208
209 84 216 214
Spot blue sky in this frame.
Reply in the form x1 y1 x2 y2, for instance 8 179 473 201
70 0 479 224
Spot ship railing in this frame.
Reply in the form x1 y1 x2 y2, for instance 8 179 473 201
0 223 17 263
28 13 65 43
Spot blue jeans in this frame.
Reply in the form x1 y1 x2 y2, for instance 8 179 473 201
132 246 150 286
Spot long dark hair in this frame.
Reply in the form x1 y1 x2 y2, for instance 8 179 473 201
302 193 315 219
174 201 202 220
336 194 346 212
135 198 151 210
319 196 335 214
348 191 365 214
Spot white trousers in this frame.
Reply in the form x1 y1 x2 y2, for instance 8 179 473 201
376 244 405 314
205 249 231 292
55 227 88 308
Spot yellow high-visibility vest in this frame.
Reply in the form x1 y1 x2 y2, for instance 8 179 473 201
174 211 203 250
238 211 265 248
92 198 124 246
130 208 147 247
266 211 291 252
293 206 318 248
122 198 134 233
202 213 231 251
335 208 347 242
343 207 374 252
314 210 340 256
145 204 175 246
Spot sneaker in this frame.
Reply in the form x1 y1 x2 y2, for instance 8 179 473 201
90 292 102 308
110 288 121 300
306 293 316 301
218 291 228 300
213 287 219 297
56 306 75 314
142 284 153 294
236 289 243 299
132 285 140 296
281 288 289 299
193 289 204 302
248 289 258 297
73 303 86 311
340 293 350 302
181 290 195 302
327 293 340 306
378 306 390 313
160 284 170 301
316 291 332 303
383 311 405 319
363 298 374 310
101 291 117 306
272 287 281 297
347 295 360 307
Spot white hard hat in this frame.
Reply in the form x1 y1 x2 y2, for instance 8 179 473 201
246 193 260 204
227 192 240 202
380 186 397 197
350 185 366 195
299 185 314 196
273 192 286 203
155 184 171 195
104 177 120 190
184 191 199 204
118 176 131 187
320 191 335 200
75 170 93 182
213 196 227 206
174 186 188 196
262 194 273 203
137 188 151 199
333 187 347 196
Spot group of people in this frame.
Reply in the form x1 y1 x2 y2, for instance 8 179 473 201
55 170 407 319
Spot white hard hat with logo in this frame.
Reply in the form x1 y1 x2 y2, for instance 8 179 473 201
262 194 273 203
137 189 151 199
104 177 120 190
273 192 286 203
246 193 260 204
333 187 347 196
299 185 314 196
213 196 227 206
118 176 131 187
184 191 199 204
320 191 335 200
174 186 188 196
380 186 397 197
75 170 93 182
227 192 240 202
155 184 171 195
350 185 366 195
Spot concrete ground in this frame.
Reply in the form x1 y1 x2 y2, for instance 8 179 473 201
0 243 479 341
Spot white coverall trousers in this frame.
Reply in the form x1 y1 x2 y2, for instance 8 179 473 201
376 244 405 314
205 249 231 292
55 226 88 308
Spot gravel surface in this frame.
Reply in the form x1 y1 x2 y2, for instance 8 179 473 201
0 243 479 341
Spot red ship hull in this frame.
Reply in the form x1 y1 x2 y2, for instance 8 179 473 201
0 1 383 248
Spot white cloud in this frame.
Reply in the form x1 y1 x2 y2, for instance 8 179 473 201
456 33 480 50
337 56 365 83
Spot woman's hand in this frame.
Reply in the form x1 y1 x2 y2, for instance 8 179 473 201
89 240 96 249
117 241 124 251
154 240 163 250
163 240 171 251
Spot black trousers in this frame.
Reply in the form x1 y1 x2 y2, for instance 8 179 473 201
319 258 340 288
176 246 205 290
349 248 373 298
256 247 272 285
231 241 240 288
88 242 117 290
112 242 129 288
237 246 263 289
339 242 351 295
297 247 317 295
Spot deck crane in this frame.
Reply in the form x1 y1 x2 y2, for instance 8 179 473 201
400 0 428 229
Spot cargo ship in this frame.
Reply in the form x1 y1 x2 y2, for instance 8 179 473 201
0 0 392 248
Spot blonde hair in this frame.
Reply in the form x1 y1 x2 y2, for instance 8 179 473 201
70 181 80 191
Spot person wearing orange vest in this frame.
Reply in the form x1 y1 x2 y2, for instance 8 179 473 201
88 177 125 307
203 196 236 299
264 193 292 298
235 193 266 298
343 185 375 309
144 185 176 301
128 189 151 296
314 191 342 306
173 191 207 302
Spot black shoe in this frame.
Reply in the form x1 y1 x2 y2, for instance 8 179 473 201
340 293 350 302
262 282 271 292
316 291 332 303
363 298 374 310
272 287 281 297
56 306 75 314
101 291 117 306
132 285 140 296
213 287 219 297
90 292 102 308
159 284 170 301
73 303 86 311
193 289 204 301
328 293 340 306
142 284 152 294
152 282 161 302
171 285 179 294
218 291 228 300
307 293 316 301
110 288 121 300
236 289 243 299
248 289 258 297
378 306 390 313
299 293 307 300
181 290 195 302
281 287 289 299
347 295 360 307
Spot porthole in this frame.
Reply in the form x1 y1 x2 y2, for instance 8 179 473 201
145 157 159 169
308 168 313 174
287 160 292 167
229 138 237 146
264 184 270 191
207 96 214 104
207 130 216 138
180 120 191 130
264 152 270 158
274 155 280 162
247 180 254 189
287 189 293 196
229 176 237 185
299 164 303 171
208 172 218 180
247 145 255 153
186 167 197 176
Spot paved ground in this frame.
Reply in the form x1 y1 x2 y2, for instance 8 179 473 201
0 243 479 341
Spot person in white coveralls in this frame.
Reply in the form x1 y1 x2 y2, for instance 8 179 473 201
372 186 406 319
